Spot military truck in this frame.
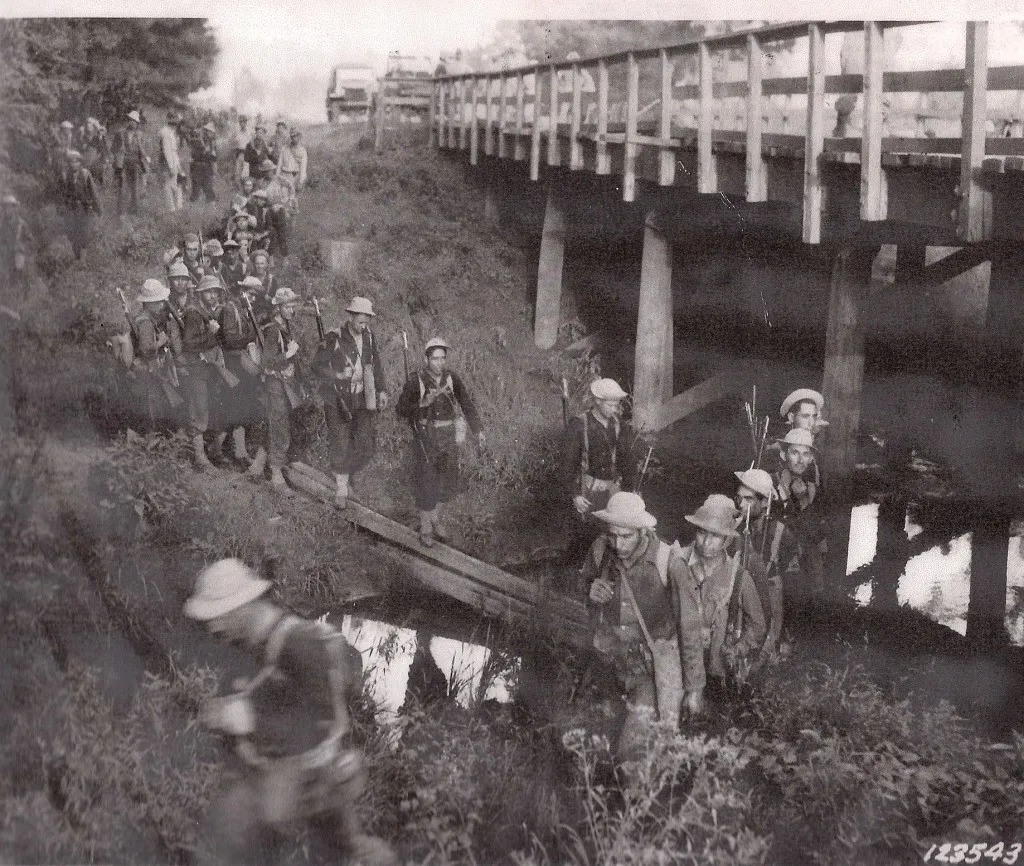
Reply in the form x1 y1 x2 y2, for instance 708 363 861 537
326 65 377 123
377 53 434 122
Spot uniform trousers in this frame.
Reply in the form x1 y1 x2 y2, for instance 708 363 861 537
115 165 142 215
162 168 183 211
264 377 294 469
410 424 459 510
179 363 212 438
323 396 376 476
63 211 92 259
190 162 216 203
221 351 263 433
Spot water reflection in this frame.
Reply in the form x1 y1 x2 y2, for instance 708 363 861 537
845 504 1024 644
333 614 517 722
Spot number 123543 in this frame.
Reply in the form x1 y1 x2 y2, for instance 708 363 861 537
924 843 1022 864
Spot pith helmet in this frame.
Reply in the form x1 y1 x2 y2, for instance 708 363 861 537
2 194 18 206
167 261 191 279
424 337 451 356
590 378 628 401
735 468 775 501
592 492 657 530
272 287 299 306
346 296 375 316
183 558 271 621
239 275 264 290
222 237 240 249
250 249 269 264
252 189 268 199
203 238 224 256
203 122 216 133
66 149 82 161
137 279 170 303
777 428 817 451
685 494 740 537
197 275 222 293
780 388 824 419
60 120 74 130
163 247 184 266
127 110 141 123
183 232 200 246
258 158 276 173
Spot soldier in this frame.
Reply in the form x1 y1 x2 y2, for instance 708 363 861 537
82 117 109 185
167 261 193 315
220 238 247 293
773 428 826 597
190 122 218 203
269 119 290 162
248 249 278 301
218 275 263 467
158 110 184 212
179 274 228 471
676 495 766 715
244 123 272 178
1 194 30 295
182 558 397 866
733 468 799 666
59 150 101 259
558 377 639 564
780 388 828 436
260 168 293 259
395 337 484 546
252 286 302 495
203 238 224 280
277 128 308 195
182 232 205 283
309 296 388 509
121 278 183 426
112 110 149 215
582 492 683 758
248 187 273 253
232 114 251 183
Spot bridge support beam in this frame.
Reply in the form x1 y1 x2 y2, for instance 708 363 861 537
534 183 565 350
633 211 674 431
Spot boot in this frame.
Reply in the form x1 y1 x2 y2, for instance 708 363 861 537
246 446 267 481
431 505 450 542
208 431 231 467
231 427 251 466
192 434 213 472
418 510 434 547
269 466 295 497
334 473 350 510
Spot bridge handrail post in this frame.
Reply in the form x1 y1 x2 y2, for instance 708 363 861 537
745 33 765 201
498 74 508 159
802 23 826 242
860 21 887 220
484 75 495 157
530 71 543 180
596 58 610 174
959 21 991 242
658 49 676 186
570 62 584 170
548 65 560 166
624 52 639 201
697 41 716 193
514 72 526 161
470 76 480 165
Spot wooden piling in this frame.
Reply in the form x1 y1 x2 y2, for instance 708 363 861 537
534 183 565 350
633 211 674 430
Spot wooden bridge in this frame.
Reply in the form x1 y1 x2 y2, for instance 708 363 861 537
429 21 1024 647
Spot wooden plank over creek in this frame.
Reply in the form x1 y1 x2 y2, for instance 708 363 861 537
283 463 589 644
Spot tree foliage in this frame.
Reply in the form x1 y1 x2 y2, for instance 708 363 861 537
0 18 218 186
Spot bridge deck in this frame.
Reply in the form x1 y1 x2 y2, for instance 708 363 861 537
432 21 1024 245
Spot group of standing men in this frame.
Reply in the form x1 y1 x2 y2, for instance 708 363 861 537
559 378 830 756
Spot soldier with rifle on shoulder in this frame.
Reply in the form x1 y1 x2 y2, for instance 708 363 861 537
310 296 388 510
218 274 265 468
396 336 484 547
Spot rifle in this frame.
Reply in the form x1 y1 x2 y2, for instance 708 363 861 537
313 297 326 343
560 376 570 430
402 331 431 467
243 293 264 349
636 444 654 492
725 504 752 690
116 286 183 409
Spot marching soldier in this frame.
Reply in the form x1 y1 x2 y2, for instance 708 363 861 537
111 109 149 216
243 123 272 178
179 274 228 471
774 428 827 597
582 492 684 759
252 286 302 495
182 558 397 866
733 468 800 666
218 275 263 466
676 495 766 715
202 238 224 280
182 232 205 283
558 377 639 564
190 122 218 203
167 261 193 316
59 150 101 259
220 238 247 293
1 194 30 295
310 296 388 509
395 337 484 546
277 128 308 196
248 249 278 300
158 110 184 212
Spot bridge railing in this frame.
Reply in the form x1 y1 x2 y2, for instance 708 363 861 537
432 21 1024 243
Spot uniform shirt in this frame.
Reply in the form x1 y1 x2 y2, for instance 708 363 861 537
395 369 482 433
581 530 677 647
261 317 295 375
244 616 359 759
133 309 182 361
218 297 257 351
675 544 766 691
60 167 101 213
190 132 217 164
244 138 272 174
558 410 637 495
311 325 387 403
158 124 181 174
774 468 827 545
180 302 218 361
277 143 308 187
221 258 248 293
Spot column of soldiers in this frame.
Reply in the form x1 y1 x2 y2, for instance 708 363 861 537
562 379 832 757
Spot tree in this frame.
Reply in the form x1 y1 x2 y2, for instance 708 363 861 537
0 18 218 189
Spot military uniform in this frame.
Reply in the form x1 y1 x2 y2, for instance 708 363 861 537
0 202 30 294
112 117 148 215
260 314 300 477
312 324 388 482
190 127 218 203
59 161 101 258
129 306 183 425
218 290 263 461
179 295 226 466
395 367 481 511
774 468 827 598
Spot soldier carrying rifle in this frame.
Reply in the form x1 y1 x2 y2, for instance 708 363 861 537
257 287 303 496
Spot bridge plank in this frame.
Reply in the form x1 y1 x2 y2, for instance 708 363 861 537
659 49 676 185
959 21 990 242
746 33 766 202
650 366 752 432
803 22 826 243
860 22 887 221
624 53 639 201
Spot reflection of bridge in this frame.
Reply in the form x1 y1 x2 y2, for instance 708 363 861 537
431 22 1024 648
